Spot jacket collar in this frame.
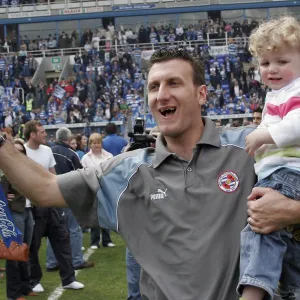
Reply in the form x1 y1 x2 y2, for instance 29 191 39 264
55 141 72 150
153 118 221 168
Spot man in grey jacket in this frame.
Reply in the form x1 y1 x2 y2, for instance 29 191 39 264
0 48 298 300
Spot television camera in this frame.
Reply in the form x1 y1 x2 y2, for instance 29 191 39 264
127 118 156 151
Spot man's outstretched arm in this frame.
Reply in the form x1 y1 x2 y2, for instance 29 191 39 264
0 140 67 207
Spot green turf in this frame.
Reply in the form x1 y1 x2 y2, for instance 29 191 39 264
0 232 127 300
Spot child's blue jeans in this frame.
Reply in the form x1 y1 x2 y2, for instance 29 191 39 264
238 168 300 300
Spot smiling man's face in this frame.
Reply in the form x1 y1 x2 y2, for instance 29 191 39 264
148 59 206 139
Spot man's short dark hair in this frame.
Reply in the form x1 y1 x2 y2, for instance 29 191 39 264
24 120 43 141
106 123 117 135
149 47 205 86
253 107 263 114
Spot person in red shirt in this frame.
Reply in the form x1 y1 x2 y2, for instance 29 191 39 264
46 83 54 97
64 81 75 96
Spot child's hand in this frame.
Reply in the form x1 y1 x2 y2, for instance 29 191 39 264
245 129 272 156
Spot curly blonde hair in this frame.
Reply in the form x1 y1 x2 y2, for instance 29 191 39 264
249 16 300 57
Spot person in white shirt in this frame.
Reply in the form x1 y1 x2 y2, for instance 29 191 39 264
24 120 84 293
47 37 57 49
4 109 13 128
108 22 115 34
81 133 116 249
92 36 100 49
104 103 111 120
125 29 133 43
72 93 80 105
118 31 127 45
105 29 112 43
176 24 184 40
86 63 94 73
84 42 92 52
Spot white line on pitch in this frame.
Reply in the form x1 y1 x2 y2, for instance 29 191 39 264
48 248 95 300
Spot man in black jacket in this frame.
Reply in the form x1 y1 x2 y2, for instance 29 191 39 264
46 127 94 271
138 25 148 43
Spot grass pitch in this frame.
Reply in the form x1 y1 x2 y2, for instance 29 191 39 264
0 232 127 300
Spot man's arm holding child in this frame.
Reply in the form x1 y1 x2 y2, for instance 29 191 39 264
246 105 300 232
248 187 300 234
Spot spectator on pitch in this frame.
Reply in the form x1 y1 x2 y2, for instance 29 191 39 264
46 127 94 271
24 120 84 293
102 122 128 156
81 133 116 249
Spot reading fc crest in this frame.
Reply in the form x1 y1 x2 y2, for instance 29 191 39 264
217 171 239 193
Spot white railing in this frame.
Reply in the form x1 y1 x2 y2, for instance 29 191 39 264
209 113 253 120
43 114 254 132
43 120 123 129
0 35 238 57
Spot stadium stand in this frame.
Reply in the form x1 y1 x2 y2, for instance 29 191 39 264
0 16 268 135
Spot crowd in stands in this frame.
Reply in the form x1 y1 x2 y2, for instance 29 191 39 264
200 46 267 124
0 47 146 135
0 50 266 132
0 17 268 136
0 18 260 53
78 18 259 48
0 52 38 129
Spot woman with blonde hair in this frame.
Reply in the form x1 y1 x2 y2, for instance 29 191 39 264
81 133 116 249
81 133 112 171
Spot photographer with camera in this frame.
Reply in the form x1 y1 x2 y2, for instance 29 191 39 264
126 118 156 151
